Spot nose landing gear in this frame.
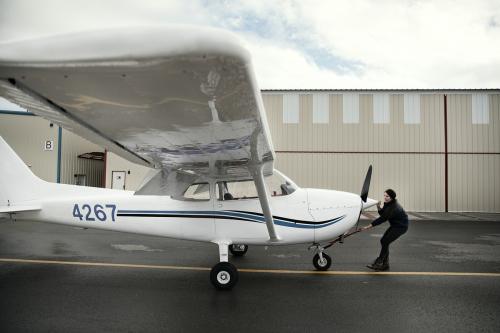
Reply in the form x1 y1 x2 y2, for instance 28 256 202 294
309 228 365 271
313 252 332 271
310 244 332 271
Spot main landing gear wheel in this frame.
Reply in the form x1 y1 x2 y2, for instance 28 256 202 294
313 253 332 271
210 262 239 290
229 244 248 257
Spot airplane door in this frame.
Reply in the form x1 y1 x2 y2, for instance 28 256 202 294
178 182 215 241
215 180 269 241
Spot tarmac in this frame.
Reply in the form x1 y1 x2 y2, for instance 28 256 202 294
0 213 499 332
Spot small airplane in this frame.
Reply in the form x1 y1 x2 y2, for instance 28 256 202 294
0 25 377 289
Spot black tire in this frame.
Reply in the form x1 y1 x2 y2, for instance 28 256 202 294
313 253 332 271
229 244 248 257
210 262 239 290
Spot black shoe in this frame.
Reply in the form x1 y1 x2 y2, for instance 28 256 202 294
379 256 390 271
377 263 389 271
366 258 383 270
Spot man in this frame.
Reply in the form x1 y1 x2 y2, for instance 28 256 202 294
361 189 408 271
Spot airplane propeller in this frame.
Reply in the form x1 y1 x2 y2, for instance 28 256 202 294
355 165 373 230
360 165 372 203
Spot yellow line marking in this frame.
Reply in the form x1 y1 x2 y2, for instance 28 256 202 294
0 258 209 271
1 258 499 277
239 268 500 277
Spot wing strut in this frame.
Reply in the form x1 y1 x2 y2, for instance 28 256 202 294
251 165 280 242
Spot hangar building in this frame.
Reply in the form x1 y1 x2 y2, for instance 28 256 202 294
1 89 499 212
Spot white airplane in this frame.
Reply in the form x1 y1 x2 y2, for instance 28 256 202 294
0 25 377 289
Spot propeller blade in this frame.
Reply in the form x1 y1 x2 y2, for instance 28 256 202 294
360 165 372 202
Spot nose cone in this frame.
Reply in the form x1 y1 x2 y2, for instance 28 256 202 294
307 188 360 243
362 198 378 210
307 188 360 211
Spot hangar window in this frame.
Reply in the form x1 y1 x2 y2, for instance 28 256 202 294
472 94 489 124
313 94 329 124
283 94 299 124
373 94 390 124
404 93 420 124
343 93 359 124
183 183 210 201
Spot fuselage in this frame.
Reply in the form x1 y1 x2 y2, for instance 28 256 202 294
15 184 362 246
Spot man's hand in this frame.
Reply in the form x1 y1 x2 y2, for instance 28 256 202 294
360 225 373 231
376 201 382 208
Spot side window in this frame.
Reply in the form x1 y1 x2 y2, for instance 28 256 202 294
216 173 297 201
183 183 210 201
217 180 258 201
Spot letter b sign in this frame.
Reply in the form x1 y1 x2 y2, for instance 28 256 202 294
44 140 54 151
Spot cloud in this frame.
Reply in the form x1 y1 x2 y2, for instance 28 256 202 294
0 0 499 91
293 0 500 88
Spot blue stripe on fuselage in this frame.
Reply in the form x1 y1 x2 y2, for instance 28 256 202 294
116 209 346 229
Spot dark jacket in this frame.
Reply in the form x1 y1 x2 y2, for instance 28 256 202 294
371 200 408 228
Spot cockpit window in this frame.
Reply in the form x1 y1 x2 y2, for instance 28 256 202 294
182 183 210 201
217 170 297 201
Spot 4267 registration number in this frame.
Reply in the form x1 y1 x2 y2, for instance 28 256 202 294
72 204 117 222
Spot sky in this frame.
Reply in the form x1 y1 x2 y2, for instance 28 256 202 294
0 0 499 110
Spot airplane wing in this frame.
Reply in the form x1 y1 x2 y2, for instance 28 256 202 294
0 25 275 179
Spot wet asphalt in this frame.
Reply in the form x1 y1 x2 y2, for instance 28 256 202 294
0 217 499 332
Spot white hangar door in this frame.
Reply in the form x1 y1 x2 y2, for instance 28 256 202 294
111 171 126 190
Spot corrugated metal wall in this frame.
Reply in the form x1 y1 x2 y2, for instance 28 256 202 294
266 93 445 152
275 153 444 211
2 89 499 212
0 112 59 182
60 128 104 188
263 91 500 212
447 94 500 211
0 112 104 187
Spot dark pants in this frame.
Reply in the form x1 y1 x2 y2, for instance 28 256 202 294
378 226 408 261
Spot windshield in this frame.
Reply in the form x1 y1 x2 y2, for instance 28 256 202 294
265 169 298 196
